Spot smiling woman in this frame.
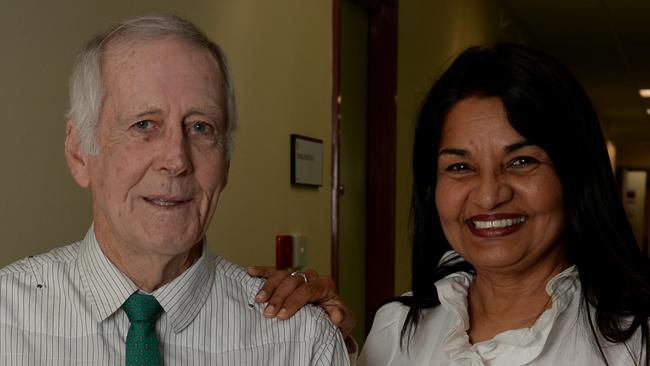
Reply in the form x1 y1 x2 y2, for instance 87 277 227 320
251 43 650 366
435 97 567 284
375 43 650 365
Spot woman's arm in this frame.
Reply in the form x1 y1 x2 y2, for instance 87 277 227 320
246 266 355 338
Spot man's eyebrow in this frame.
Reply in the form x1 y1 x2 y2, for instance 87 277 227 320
505 140 533 153
438 147 468 157
134 108 163 118
129 106 225 119
186 105 224 118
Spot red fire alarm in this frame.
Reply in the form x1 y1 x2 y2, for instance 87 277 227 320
275 235 293 269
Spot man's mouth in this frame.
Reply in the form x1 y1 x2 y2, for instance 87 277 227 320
144 197 191 207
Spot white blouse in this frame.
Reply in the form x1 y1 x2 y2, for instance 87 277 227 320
358 266 645 365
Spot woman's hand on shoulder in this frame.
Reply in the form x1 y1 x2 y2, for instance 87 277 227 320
246 266 355 337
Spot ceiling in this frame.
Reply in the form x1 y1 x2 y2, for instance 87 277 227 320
501 0 650 146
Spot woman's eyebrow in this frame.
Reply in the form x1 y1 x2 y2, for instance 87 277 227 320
438 141 534 157
438 147 468 157
505 140 533 153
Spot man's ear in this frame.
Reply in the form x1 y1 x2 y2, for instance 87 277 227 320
64 120 90 188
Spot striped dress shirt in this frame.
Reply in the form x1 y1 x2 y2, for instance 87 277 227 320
0 228 349 365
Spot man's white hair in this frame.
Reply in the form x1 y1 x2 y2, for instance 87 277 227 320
66 14 237 157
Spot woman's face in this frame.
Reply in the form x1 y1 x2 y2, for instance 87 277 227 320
435 97 566 275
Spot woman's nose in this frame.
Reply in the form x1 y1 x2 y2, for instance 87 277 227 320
470 171 513 210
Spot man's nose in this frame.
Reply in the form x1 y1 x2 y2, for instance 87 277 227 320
154 127 192 176
470 171 513 210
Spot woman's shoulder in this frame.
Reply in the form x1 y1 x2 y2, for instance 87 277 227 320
373 297 413 325
372 290 453 333
358 300 411 366
378 300 409 314
359 295 449 366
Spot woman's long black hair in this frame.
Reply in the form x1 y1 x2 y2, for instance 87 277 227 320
396 43 650 364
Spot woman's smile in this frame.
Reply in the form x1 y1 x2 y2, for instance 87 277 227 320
466 213 528 237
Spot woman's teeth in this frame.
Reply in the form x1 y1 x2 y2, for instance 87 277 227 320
473 216 526 229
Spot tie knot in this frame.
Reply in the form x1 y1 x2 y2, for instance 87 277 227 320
123 293 163 323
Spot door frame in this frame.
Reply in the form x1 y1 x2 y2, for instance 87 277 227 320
331 0 398 333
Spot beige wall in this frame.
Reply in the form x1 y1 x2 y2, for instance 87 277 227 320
0 1 333 275
394 0 528 295
203 2 332 273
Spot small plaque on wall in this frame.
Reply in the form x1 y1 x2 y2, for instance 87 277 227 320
291 134 323 186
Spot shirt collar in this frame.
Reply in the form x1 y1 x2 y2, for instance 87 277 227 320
78 226 138 322
153 242 215 333
78 226 215 333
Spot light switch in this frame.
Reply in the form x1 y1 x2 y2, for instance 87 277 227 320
292 235 307 269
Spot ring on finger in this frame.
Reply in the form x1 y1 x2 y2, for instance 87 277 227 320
290 271 309 284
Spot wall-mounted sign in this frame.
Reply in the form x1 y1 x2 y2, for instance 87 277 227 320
291 134 323 186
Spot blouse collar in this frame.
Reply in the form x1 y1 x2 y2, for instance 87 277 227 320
434 257 579 365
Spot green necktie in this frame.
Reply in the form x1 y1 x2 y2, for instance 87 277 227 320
122 292 164 366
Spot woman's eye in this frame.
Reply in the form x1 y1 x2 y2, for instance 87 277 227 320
508 156 540 168
445 162 472 172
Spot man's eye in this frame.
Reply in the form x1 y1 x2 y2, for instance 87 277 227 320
190 122 213 135
508 156 540 168
133 120 152 130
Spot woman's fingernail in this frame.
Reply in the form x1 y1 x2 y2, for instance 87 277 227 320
263 305 276 316
277 308 288 318
256 290 267 301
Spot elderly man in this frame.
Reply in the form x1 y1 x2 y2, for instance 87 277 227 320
0 14 348 366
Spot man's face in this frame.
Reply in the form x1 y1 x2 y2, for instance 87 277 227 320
82 37 229 257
